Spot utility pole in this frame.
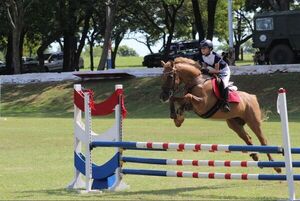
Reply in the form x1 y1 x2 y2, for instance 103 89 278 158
228 0 235 65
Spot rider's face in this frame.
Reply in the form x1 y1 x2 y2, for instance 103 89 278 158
200 47 210 55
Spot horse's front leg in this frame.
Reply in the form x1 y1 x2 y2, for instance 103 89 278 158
169 97 188 127
183 93 204 108
169 99 177 119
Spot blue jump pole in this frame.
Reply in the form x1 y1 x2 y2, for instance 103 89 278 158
90 141 287 154
122 156 300 168
121 168 300 181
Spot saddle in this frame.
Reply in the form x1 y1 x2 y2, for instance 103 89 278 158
211 78 240 103
199 77 240 119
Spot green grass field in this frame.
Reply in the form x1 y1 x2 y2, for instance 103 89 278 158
1 118 300 200
82 56 143 70
1 73 300 200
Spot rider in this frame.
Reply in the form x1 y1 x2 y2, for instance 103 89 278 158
194 39 231 112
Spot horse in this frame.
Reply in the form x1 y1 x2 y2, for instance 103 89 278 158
159 57 281 173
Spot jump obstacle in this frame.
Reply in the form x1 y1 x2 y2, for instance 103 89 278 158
67 84 299 200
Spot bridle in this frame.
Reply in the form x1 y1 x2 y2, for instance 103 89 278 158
161 68 179 98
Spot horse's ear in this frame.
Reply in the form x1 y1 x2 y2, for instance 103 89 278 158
161 60 166 67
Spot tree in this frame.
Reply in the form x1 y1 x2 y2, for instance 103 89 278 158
0 3 13 74
233 6 253 60
118 45 138 56
191 0 205 40
86 16 102 71
162 0 185 60
206 0 218 40
4 0 34 74
123 0 188 59
98 0 116 70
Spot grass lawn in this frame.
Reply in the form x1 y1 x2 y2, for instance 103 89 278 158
1 73 300 200
1 117 300 200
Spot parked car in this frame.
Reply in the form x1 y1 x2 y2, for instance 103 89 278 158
142 40 199 68
44 52 64 72
0 60 10 74
0 60 5 68
22 57 39 73
44 52 84 72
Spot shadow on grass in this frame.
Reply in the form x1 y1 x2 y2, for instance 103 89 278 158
16 185 281 201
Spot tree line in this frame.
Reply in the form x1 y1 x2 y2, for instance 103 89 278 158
0 0 298 74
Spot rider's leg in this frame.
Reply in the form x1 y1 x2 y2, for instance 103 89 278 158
220 66 231 112
222 87 230 112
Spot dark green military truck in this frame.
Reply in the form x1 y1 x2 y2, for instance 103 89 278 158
253 10 300 64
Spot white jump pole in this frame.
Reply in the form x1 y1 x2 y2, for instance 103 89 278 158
84 91 92 192
111 84 124 191
67 85 87 190
277 88 296 201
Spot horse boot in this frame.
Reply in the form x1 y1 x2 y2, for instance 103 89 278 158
222 87 230 112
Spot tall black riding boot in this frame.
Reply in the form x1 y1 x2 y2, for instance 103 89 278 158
222 87 230 112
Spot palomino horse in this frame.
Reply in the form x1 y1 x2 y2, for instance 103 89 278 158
159 57 281 173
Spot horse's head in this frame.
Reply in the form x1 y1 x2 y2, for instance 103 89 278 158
160 60 180 102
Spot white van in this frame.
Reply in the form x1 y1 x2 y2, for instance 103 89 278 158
44 52 84 72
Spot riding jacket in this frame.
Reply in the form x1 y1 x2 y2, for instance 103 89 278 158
194 51 231 88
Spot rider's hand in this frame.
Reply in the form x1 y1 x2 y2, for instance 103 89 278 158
201 68 209 74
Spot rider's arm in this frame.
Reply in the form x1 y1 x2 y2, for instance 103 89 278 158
207 62 220 74
208 53 221 74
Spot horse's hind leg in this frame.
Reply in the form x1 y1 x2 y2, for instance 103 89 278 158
226 118 259 160
245 109 282 173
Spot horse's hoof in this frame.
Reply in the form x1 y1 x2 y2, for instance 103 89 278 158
174 120 182 127
250 153 259 161
174 116 184 127
274 167 282 174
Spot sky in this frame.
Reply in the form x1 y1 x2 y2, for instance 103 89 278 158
120 38 156 56
119 33 162 57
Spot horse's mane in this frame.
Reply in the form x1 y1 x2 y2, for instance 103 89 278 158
174 57 201 70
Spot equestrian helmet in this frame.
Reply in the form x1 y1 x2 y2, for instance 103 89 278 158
200 39 213 49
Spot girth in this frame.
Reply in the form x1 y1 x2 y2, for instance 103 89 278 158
199 99 223 119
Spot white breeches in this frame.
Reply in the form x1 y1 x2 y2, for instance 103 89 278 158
219 66 230 88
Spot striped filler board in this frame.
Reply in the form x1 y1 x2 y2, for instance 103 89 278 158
122 156 300 168
122 169 300 181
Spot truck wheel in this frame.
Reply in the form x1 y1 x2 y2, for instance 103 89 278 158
269 44 295 64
